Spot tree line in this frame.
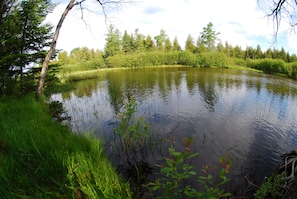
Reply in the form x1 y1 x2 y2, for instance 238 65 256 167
57 22 297 67
55 22 297 79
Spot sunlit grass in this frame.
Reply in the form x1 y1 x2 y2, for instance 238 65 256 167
0 95 131 198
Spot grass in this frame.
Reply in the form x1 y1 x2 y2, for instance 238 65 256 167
0 95 131 198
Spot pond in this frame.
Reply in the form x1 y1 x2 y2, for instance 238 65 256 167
51 66 297 193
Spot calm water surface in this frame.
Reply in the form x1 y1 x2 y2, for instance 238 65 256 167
51 66 297 190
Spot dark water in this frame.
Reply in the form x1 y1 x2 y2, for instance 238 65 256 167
51 66 297 191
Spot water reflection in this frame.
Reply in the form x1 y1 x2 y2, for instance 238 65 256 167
51 66 297 190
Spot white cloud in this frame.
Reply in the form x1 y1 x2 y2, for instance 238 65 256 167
47 0 297 53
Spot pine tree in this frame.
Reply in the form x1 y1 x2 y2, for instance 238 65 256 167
104 24 121 57
0 0 54 94
196 36 207 53
144 35 155 51
164 37 173 52
185 34 196 53
173 36 181 51
122 30 132 54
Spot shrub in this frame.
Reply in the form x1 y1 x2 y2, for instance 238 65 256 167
177 51 199 66
148 137 232 199
247 59 288 75
288 62 297 79
197 52 229 68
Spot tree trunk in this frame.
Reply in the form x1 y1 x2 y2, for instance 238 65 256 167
36 0 75 96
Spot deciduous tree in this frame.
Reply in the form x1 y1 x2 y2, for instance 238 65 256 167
200 22 220 50
154 29 167 51
258 0 297 36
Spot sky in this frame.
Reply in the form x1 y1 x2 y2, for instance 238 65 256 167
46 0 297 54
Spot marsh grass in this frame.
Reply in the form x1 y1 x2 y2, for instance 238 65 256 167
0 95 131 198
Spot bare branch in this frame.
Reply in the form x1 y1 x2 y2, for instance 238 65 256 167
258 0 297 42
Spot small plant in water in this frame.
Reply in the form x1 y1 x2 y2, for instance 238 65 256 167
114 99 152 166
113 99 154 197
147 137 232 199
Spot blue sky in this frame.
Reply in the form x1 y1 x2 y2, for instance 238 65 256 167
47 0 297 54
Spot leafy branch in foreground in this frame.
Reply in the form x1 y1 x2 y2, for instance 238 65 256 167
147 137 232 199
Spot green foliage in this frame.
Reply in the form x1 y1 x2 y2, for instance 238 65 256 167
177 51 199 66
106 51 199 68
287 62 297 79
198 52 229 68
148 137 232 199
231 57 247 67
148 137 198 199
185 34 196 53
154 29 167 51
104 24 121 58
113 99 154 198
0 95 132 198
200 22 220 50
254 172 287 199
114 99 151 165
58 48 105 75
0 0 54 95
147 138 232 199
247 58 289 75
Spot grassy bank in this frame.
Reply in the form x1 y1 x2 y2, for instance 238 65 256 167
0 95 131 198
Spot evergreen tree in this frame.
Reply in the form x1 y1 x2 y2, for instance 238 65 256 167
164 37 173 52
196 36 207 53
232 45 243 58
185 34 196 53
133 28 145 53
173 36 181 51
144 35 155 51
255 44 263 59
278 47 287 62
245 46 255 59
265 48 273 58
122 30 132 54
0 0 54 95
104 24 121 57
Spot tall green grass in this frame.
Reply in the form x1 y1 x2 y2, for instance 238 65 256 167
0 95 131 198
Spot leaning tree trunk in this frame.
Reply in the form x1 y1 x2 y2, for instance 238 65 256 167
36 0 76 96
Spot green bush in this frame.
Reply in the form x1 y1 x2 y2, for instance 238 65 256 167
247 59 289 75
177 51 199 66
197 52 229 68
147 137 232 199
231 58 247 67
288 62 297 79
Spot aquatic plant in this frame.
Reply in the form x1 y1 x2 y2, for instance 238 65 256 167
112 99 154 197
